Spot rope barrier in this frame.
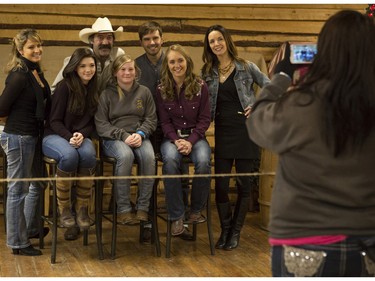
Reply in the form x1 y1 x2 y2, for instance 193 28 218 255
0 171 276 184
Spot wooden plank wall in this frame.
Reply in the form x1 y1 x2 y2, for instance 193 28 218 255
0 3 368 215
0 3 366 85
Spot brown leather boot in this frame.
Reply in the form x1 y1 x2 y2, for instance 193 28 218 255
171 218 184 236
75 167 95 230
56 168 75 228
60 207 75 228
76 206 90 230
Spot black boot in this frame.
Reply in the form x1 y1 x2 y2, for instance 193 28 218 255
248 159 260 213
12 245 42 256
28 227 50 239
248 187 259 212
215 202 232 249
64 226 80 241
224 197 249 251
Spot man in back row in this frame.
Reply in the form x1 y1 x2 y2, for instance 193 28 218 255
52 17 125 94
135 21 192 242
135 21 164 155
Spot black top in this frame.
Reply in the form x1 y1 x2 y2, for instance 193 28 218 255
135 52 166 151
214 70 259 159
135 52 165 100
44 81 96 141
0 57 50 136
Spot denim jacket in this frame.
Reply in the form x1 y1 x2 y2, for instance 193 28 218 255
204 60 270 120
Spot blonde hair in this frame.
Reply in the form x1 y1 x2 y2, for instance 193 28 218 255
111 54 141 99
5 29 43 74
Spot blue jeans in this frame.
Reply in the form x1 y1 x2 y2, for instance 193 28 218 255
24 182 43 237
42 134 97 173
102 139 155 213
160 138 211 221
0 132 40 249
272 236 375 277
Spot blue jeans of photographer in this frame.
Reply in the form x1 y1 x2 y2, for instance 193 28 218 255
160 138 211 221
102 138 155 213
42 134 96 173
272 236 375 277
0 132 40 249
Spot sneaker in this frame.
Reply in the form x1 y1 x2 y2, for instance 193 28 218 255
171 218 184 236
117 211 133 224
187 212 206 223
136 210 148 222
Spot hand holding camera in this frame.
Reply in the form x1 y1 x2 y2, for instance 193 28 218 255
275 41 316 84
274 42 298 79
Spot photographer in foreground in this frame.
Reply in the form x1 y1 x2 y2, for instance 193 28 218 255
247 10 375 277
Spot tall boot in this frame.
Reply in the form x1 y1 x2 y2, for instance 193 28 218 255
249 159 260 212
215 201 232 249
56 168 75 228
248 186 260 212
75 167 94 230
224 196 250 251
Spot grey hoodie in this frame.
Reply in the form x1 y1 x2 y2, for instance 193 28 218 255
95 81 157 141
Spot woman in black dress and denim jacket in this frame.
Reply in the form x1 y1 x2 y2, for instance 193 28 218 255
202 25 270 251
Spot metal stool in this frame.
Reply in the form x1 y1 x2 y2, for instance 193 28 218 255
41 156 102 263
97 155 161 259
154 154 215 258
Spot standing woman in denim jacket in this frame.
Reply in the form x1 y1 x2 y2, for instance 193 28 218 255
0 29 51 256
202 25 270 251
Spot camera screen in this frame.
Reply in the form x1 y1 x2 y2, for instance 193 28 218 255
290 43 317 64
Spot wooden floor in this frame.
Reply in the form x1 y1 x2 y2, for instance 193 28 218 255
0 208 271 277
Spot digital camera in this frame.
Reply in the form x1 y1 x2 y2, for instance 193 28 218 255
290 42 317 64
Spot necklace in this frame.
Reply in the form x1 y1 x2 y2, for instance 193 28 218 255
219 61 234 80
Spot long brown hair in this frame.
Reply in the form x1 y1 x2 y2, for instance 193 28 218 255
159 44 201 101
60 47 98 115
282 10 375 156
201 24 247 78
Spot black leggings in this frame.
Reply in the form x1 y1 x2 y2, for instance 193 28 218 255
214 158 259 203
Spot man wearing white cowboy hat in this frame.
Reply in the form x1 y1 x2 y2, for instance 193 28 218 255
50 17 124 241
51 17 125 94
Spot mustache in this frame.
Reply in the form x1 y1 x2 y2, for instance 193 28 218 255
98 44 111 50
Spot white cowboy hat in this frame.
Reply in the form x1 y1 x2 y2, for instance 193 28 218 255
79 17 123 44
